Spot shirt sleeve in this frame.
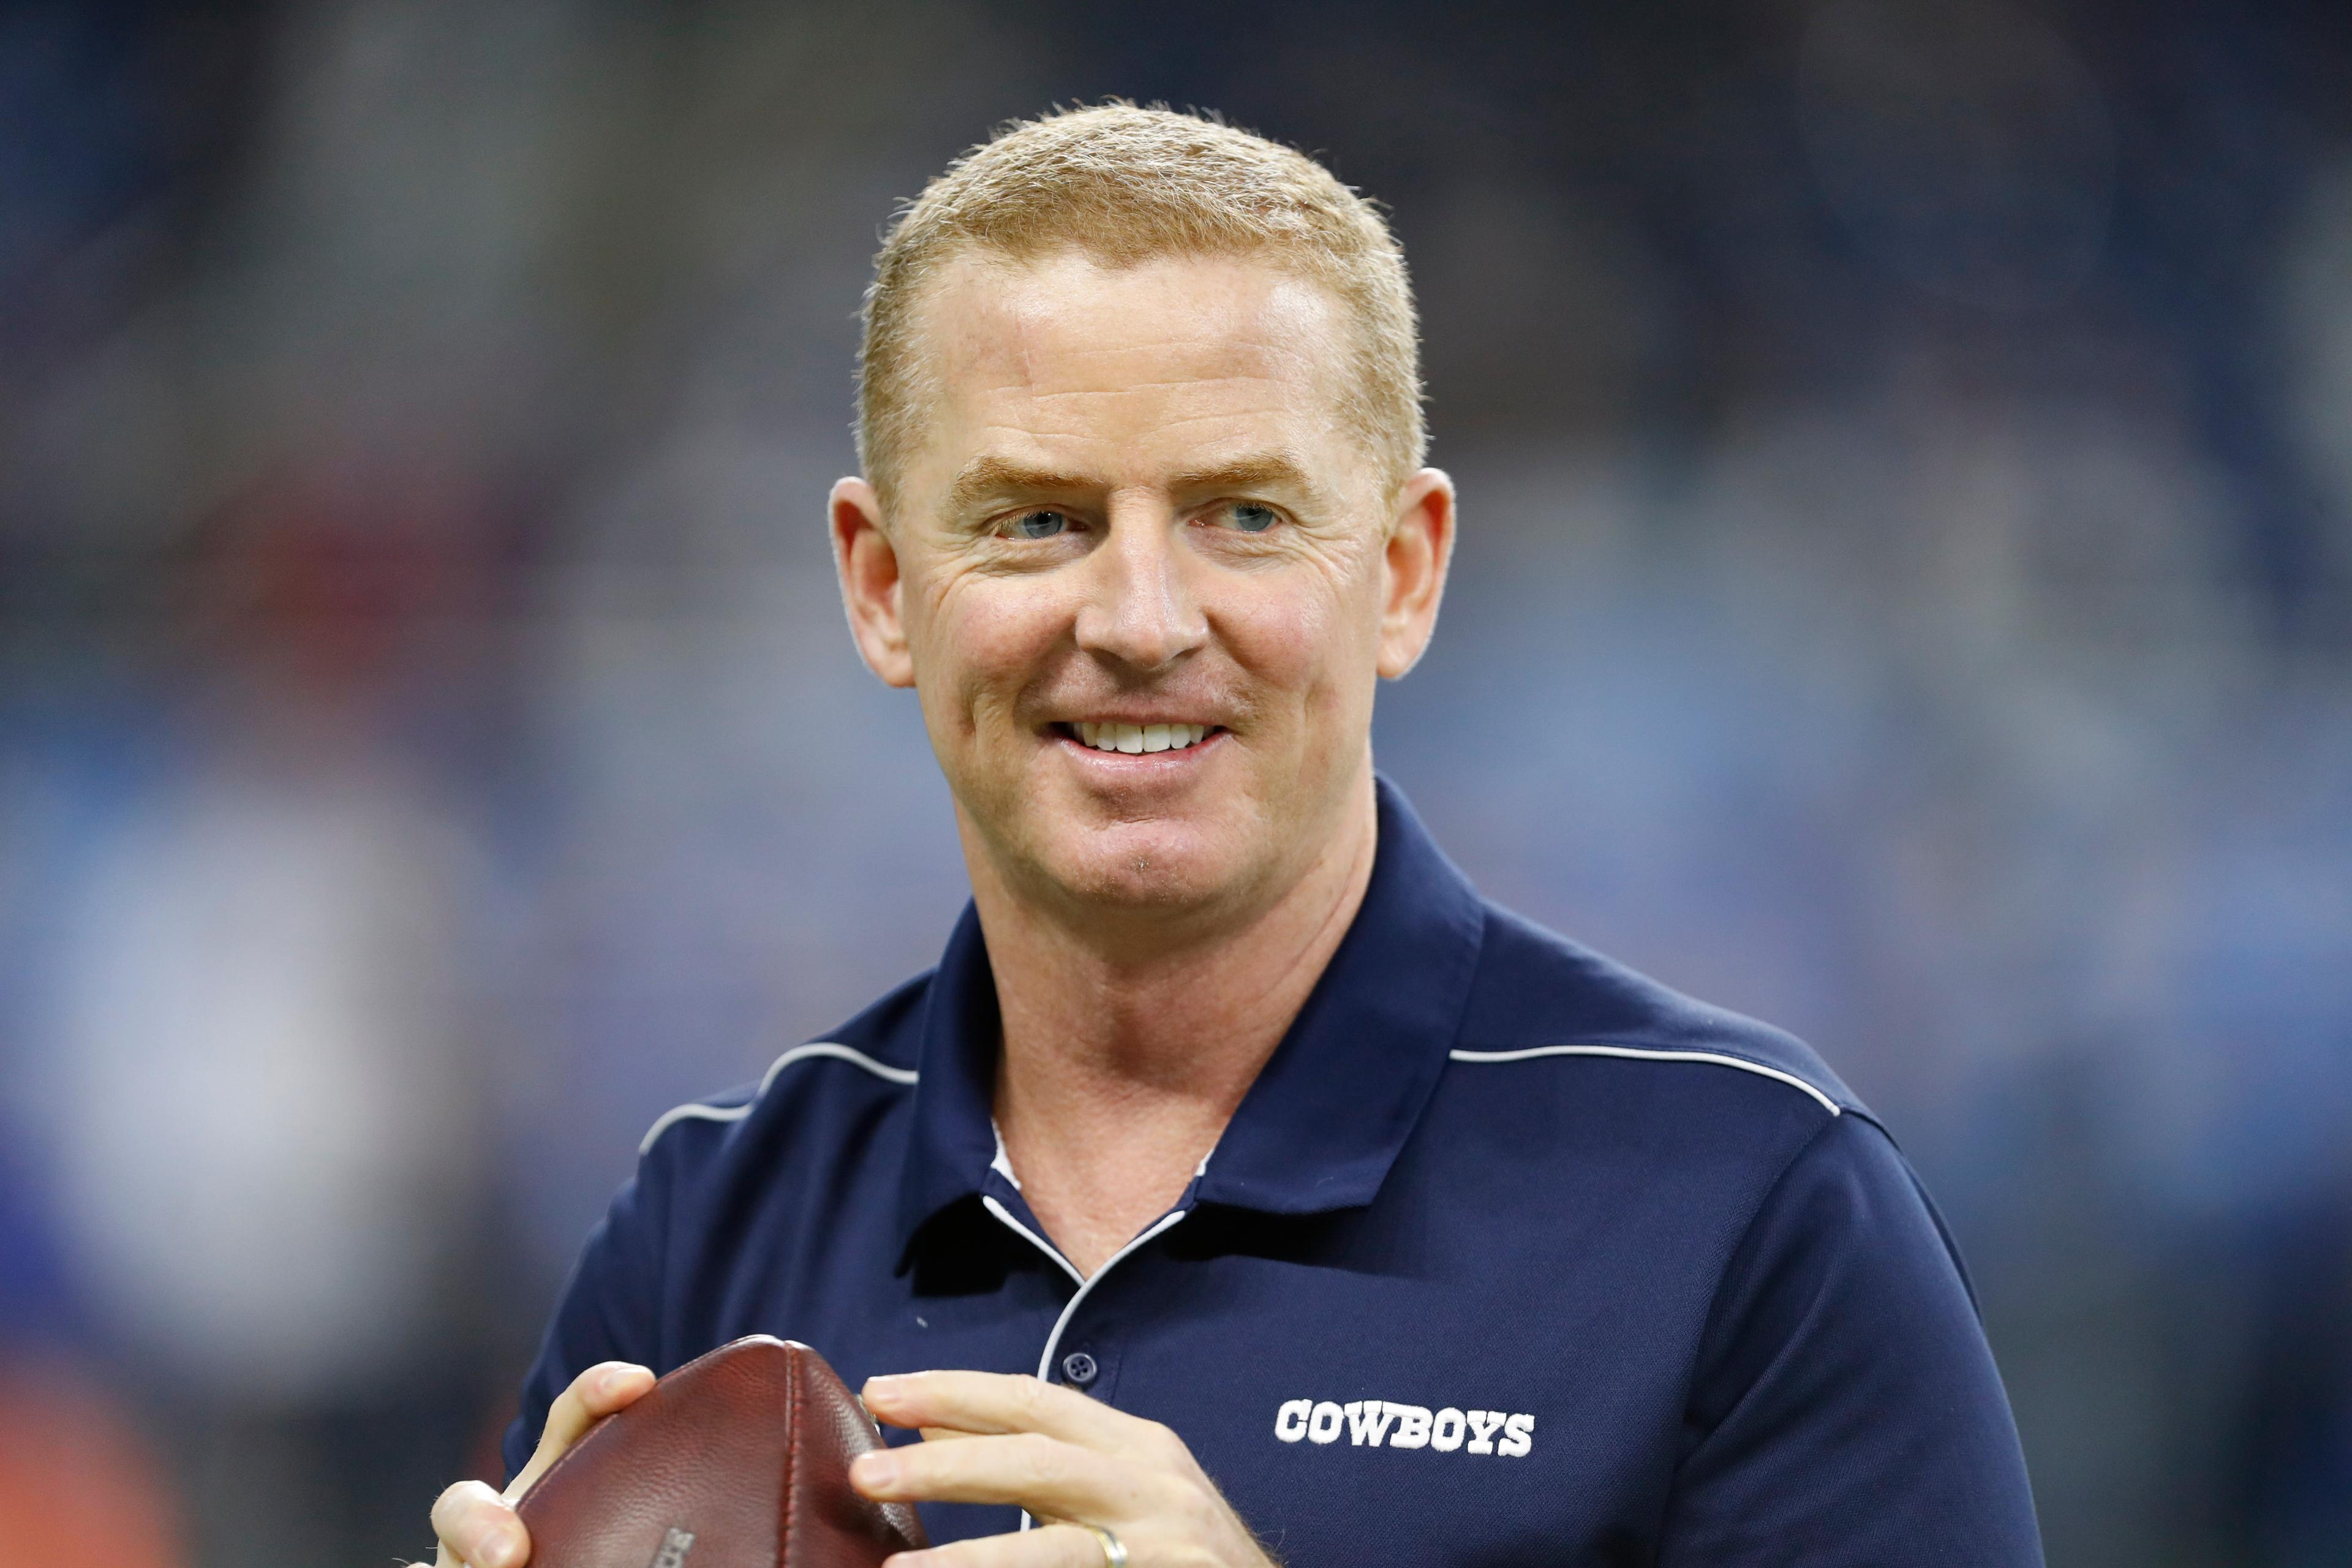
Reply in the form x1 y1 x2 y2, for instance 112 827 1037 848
1662 1110 2045 1567
500 1158 668 1485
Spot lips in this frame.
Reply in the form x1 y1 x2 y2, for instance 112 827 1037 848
1059 721 1218 755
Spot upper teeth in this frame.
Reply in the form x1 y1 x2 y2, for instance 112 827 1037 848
1076 722 1210 755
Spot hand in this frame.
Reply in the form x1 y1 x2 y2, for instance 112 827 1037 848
420 1361 657 1568
853 1370 1278 1567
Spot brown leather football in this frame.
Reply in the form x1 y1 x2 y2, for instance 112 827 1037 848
515 1336 927 1568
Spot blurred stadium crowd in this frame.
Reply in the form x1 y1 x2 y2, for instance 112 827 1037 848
1 2 2347 1565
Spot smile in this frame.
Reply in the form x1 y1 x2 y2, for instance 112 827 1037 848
1061 721 1219 755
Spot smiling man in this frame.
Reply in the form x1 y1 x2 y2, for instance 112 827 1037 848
428 107 2043 1567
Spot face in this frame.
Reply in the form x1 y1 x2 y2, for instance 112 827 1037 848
832 249 1452 929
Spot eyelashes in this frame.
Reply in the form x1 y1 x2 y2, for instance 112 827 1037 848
991 502 1286 540
1003 509 1072 540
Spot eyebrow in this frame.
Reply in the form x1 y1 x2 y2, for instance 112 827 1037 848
943 458 1096 517
941 450 1325 518
1165 453 1322 506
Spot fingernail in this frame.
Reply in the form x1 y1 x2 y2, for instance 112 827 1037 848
853 1450 900 1491
477 1529 521 1568
865 1373 909 1398
600 1365 641 1396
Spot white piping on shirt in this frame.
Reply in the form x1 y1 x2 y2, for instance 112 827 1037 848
980 1194 1085 1289
1447 1044 1841 1116
638 1041 918 1153
981 1194 1191 1530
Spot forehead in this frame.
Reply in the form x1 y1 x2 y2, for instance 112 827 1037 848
902 250 1362 497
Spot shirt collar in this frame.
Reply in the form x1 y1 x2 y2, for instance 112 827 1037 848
895 775 1488 1260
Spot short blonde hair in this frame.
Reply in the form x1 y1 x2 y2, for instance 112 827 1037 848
858 104 1423 507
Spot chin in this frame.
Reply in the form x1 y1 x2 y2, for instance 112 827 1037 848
1041 820 1251 913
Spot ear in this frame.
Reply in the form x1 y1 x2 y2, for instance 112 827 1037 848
1376 468 1456 679
830 477 915 688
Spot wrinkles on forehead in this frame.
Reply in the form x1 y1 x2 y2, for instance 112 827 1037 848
893 251 1366 513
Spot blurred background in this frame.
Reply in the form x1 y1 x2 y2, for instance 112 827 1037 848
1 1 2346 1563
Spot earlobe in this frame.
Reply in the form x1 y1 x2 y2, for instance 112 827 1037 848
830 477 917 688
1376 468 1456 679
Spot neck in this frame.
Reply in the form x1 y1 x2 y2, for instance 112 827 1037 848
963 768 1381 1275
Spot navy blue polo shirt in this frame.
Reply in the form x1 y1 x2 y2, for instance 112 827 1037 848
508 780 2043 1565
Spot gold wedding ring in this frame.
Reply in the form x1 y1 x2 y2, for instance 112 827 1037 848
1079 1521 1128 1567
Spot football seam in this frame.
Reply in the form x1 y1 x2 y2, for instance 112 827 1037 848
778 1345 801 1568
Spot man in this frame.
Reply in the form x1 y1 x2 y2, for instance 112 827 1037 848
430 105 2043 1566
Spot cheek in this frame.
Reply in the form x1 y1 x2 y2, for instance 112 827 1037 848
912 573 1069 734
1221 570 1381 722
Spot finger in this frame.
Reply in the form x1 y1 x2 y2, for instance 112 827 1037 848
432 1479 528 1568
851 1431 1141 1521
505 1362 656 1500
863 1371 1132 1451
886 1521 1115 1568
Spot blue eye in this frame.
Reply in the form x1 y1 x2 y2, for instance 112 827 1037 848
1227 502 1279 533
1008 510 1069 540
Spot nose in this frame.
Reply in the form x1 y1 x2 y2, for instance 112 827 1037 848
1071 501 1208 671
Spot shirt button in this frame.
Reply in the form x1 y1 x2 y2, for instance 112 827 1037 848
1060 1352 1098 1386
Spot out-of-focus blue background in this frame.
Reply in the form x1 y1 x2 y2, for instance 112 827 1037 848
1 2 2346 1564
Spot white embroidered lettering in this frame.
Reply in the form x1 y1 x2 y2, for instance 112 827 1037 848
1430 1408 1467 1452
1384 1402 1432 1449
1275 1398 1534 1457
1344 1400 1398 1447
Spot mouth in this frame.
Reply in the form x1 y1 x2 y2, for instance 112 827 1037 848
1052 720 1224 756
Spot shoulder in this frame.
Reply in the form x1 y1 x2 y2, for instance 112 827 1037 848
1442 900 1868 1137
633 970 930 1172
1421 905 1932 1310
